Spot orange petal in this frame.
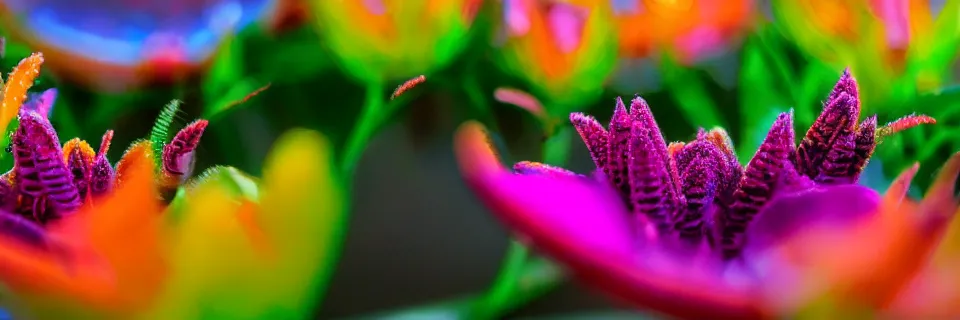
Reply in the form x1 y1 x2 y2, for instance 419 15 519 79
0 52 43 131
80 140 165 312
115 140 155 187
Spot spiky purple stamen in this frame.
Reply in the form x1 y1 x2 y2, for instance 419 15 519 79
12 110 80 222
525 70 933 259
161 120 208 184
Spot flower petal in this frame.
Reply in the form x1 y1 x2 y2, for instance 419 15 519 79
147 128 343 318
750 154 960 314
742 184 881 256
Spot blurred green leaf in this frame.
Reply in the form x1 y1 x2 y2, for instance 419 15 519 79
660 55 724 129
543 126 572 166
738 34 788 162
205 35 245 95
914 0 960 77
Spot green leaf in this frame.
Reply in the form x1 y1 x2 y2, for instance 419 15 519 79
543 126 572 166
660 55 724 128
203 35 245 97
148 99 182 163
738 34 788 162
913 0 960 75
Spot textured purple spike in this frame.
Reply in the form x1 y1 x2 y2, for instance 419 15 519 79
514 161 579 178
848 116 878 180
89 130 115 198
162 119 208 182
626 124 675 231
826 68 859 107
570 113 609 174
89 156 115 197
721 111 797 258
815 100 860 185
0 211 47 247
22 88 57 119
704 128 743 202
606 97 634 200
13 111 80 221
674 140 726 243
797 91 860 179
65 145 92 200
628 97 682 205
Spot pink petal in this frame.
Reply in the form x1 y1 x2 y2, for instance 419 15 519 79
869 0 911 49
547 2 587 53
504 0 531 36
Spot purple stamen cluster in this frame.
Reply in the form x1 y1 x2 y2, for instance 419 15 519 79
517 70 933 258
0 108 208 225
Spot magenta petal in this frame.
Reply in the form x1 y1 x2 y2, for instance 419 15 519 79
742 184 881 256
479 172 635 257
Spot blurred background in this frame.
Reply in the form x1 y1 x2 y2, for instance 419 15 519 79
0 0 958 318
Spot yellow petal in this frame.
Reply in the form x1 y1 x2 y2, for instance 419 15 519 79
146 128 343 318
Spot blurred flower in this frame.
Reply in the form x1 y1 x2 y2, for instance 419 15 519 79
613 0 754 63
0 0 276 92
0 126 342 319
772 0 951 106
454 71 949 318
608 0 754 93
309 0 482 84
494 0 618 114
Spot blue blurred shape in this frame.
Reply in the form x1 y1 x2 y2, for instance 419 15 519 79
0 0 275 64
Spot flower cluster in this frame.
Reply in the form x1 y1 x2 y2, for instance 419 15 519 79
0 53 342 319
0 53 207 243
0 94 206 227
456 70 956 318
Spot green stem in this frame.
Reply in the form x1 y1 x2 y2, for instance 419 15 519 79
340 82 385 177
661 58 724 128
349 118 571 320
463 75 500 133
473 241 532 318
472 123 572 318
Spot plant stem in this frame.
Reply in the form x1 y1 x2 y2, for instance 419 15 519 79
472 122 572 318
463 75 500 133
340 81 385 177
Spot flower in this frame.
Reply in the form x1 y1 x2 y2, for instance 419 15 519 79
612 0 754 63
0 0 275 91
772 0 949 106
0 119 343 318
495 0 619 113
454 71 954 318
0 98 208 226
309 0 482 84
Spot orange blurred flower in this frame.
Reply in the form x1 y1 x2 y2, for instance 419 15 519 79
613 0 754 63
495 0 618 113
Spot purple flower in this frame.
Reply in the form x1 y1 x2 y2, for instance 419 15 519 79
455 70 953 318
0 95 208 239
